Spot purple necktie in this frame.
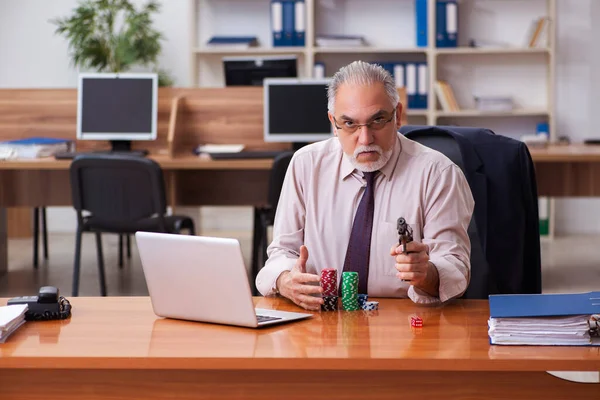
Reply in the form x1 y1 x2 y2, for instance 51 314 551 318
341 171 378 294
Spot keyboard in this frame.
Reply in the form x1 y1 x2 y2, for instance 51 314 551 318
256 314 283 323
208 150 286 160
54 150 148 160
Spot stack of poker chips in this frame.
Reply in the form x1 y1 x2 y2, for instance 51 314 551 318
363 301 379 311
357 294 368 309
320 268 338 311
341 272 359 311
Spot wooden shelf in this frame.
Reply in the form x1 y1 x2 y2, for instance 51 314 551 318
194 47 307 55
435 47 550 55
436 109 549 118
406 109 429 117
314 47 427 54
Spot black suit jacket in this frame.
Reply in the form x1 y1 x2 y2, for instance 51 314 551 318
400 125 542 297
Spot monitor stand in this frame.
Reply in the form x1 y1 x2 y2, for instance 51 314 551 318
94 140 148 157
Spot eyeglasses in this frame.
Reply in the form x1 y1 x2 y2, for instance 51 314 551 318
333 110 396 134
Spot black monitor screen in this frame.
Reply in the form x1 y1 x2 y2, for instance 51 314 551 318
80 77 154 134
268 84 330 135
224 57 297 86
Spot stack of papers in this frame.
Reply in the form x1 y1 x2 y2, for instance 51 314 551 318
488 291 600 346
0 137 72 159
194 144 245 155
0 304 28 343
315 35 365 47
488 315 594 346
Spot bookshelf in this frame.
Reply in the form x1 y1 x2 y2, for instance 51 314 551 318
190 0 557 238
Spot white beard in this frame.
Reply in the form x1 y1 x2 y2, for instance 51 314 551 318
347 144 393 172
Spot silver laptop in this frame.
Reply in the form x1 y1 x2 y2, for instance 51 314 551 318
135 231 313 328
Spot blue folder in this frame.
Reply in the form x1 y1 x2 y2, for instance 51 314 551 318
0 137 71 145
489 291 600 318
415 0 428 47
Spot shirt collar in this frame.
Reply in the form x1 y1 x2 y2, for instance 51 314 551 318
340 134 402 181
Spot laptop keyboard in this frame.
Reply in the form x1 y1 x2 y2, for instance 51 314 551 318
256 314 283 323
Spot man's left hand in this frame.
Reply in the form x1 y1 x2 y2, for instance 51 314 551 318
390 241 439 296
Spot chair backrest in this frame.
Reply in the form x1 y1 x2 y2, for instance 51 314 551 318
70 154 167 226
267 151 295 209
401 129 492 299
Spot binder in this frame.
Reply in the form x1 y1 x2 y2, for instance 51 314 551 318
271 1 284 47
313 62 325 79
538 197 549 236
416 63 428 109
405 63 417 109
489 292 600 346
282 0 295 46
436 0 457 48
393 63 405 89
445 1 457 47
489 292 600 319
415 0 428 47
294 0 305 46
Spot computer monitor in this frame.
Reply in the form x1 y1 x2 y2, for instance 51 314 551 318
77 72 158 153
264 78 333 149
223 56 297 86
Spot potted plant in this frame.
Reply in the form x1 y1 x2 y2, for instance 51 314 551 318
51 0 173 86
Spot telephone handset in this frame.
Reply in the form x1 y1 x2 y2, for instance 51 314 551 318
7 286 72 321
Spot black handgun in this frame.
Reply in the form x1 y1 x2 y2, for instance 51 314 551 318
396 217 414 254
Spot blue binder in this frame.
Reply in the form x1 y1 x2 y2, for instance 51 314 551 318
271 1 284 47
489 291 600 318
293 0 305 46
436 0 457 48
416 62 428 109
405 63 418 109
282 0 295 46
415 0 428 47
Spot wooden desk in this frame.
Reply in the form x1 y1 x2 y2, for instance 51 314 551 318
0 297 597 400
0 155 275 275
530 144 600 196
2 144 600 275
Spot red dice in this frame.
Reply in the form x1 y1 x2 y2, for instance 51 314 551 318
410 316 423 328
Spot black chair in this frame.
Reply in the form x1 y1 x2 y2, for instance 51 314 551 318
401 125 542 299
69 154 195 297
32 207 131 268
32 207 48 268
400 129 490 298
250 151 294 295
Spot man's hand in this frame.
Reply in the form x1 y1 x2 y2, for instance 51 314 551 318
276 245 323 311
390 241 439 297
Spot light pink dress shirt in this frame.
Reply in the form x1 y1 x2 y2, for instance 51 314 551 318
255 133 475 304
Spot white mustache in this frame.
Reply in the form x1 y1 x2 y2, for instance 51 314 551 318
354 145 383 158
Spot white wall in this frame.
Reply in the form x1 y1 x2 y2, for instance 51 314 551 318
553 0 600 235
0 0 599 234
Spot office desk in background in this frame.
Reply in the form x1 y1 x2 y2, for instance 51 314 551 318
0 297 598 400
2 145 600 275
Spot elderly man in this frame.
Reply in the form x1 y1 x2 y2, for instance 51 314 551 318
256 61 474 310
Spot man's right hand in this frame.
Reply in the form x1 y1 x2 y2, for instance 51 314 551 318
276 245 323 311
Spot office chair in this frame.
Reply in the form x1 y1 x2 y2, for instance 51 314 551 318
32 209 131 269
401 125 542 298
69 154 196 297
32 207 48 268
401 129 491 298
250 151 294 295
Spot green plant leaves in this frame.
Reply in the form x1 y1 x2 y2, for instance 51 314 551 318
51 0 173 86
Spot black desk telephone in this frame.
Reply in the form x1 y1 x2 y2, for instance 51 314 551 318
7 286 72 321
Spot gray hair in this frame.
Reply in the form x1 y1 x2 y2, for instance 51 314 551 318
327 61 400 113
